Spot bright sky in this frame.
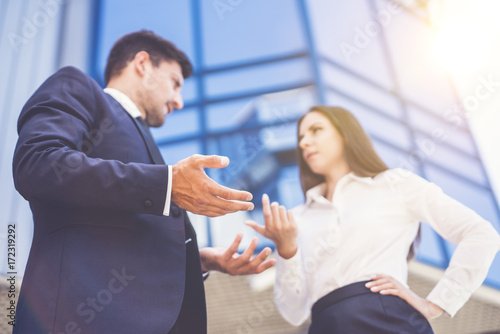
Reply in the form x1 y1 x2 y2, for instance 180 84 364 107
428 0 500 203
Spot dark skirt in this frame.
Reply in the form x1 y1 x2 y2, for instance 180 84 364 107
309 281 434 334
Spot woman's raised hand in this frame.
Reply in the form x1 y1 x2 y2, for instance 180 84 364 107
245 194 298 259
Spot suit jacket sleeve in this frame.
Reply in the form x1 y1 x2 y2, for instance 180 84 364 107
13 66 169 215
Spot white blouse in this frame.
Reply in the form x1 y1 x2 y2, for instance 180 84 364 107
275 168 500 326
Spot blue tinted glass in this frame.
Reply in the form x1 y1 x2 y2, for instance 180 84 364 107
206 98 255 131
372 142 419 173
278 166 303 209
187 212 209 248
381 8 456 112
201 0 306 67
159 140 201 166
151 108 199 141
209 211 261 250
96 0 194 83
407 106 476 156
415 133 486 186
307 0 394 89
485 255 500 287
320 61 402 119
326 92 412 150
416 223 448 267
182 77 198 104
424 165 499 230
204 58 312 98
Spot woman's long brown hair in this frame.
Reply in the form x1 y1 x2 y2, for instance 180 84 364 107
296 105 419 259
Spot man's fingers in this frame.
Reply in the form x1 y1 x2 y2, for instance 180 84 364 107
210 182 253 202
237 237 258 264
180 201 238 218
254 259 277 274
195 154 230 169
188 189 254 214
239 247 273 274
224 233 243 260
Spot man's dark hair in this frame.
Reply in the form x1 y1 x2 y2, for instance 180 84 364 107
104 30 193 85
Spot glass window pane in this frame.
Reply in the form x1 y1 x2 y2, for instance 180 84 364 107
415 133 486 186
326 92 413 150
206 98 255 132
182 77 198 105
278 166 303 209
96 0 195 83
201 0 306 67
486 255 500 288
320 61 402 119
186 212 209 248
209 211 257 250
204 58 312 98
381 5 457 113
424 165 499 229
408 106 476 156
416 223 448 267
307 0 394 89
159 140 201 166
151 107 199 141
372 142 419 173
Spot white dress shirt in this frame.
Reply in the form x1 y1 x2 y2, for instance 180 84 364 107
275 168 500 326
103 88 172 216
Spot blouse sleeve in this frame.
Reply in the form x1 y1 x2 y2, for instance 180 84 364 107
395 169 500 317
274 246 311 326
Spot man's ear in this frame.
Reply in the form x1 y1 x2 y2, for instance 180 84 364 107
132 51 151 77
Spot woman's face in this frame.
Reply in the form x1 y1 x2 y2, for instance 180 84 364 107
298 111 346 176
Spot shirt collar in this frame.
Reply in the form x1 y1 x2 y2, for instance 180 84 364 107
304 172 374 205
104 87 143 119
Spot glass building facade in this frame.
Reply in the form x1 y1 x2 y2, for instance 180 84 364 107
89 0 500 288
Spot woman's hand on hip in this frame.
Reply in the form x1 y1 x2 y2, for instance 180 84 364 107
366 274 444 320
245 194 298 259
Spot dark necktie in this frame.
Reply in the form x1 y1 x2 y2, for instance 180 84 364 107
134 116 165 165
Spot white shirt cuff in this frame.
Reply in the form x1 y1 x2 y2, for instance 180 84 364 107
426 277 471 317
162 165 172 216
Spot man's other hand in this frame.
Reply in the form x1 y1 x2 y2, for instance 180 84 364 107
199 233 276 275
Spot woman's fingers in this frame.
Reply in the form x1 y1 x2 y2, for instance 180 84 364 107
279 205 288 228
270 201 281 230
262 194 274 230
244 220 267 237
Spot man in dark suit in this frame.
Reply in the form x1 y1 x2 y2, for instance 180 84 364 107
12 30 275 334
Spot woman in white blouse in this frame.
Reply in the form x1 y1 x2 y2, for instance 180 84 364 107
246 105 500 333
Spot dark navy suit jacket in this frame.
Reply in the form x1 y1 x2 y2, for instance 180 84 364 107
12 66 204 333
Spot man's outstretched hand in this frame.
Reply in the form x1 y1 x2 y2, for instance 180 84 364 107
199 233 276 275
171 154 254 217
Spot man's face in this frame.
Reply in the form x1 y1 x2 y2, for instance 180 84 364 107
140 60 184 127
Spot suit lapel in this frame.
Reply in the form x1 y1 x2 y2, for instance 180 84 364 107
132 116 165 165
109 98 164 165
